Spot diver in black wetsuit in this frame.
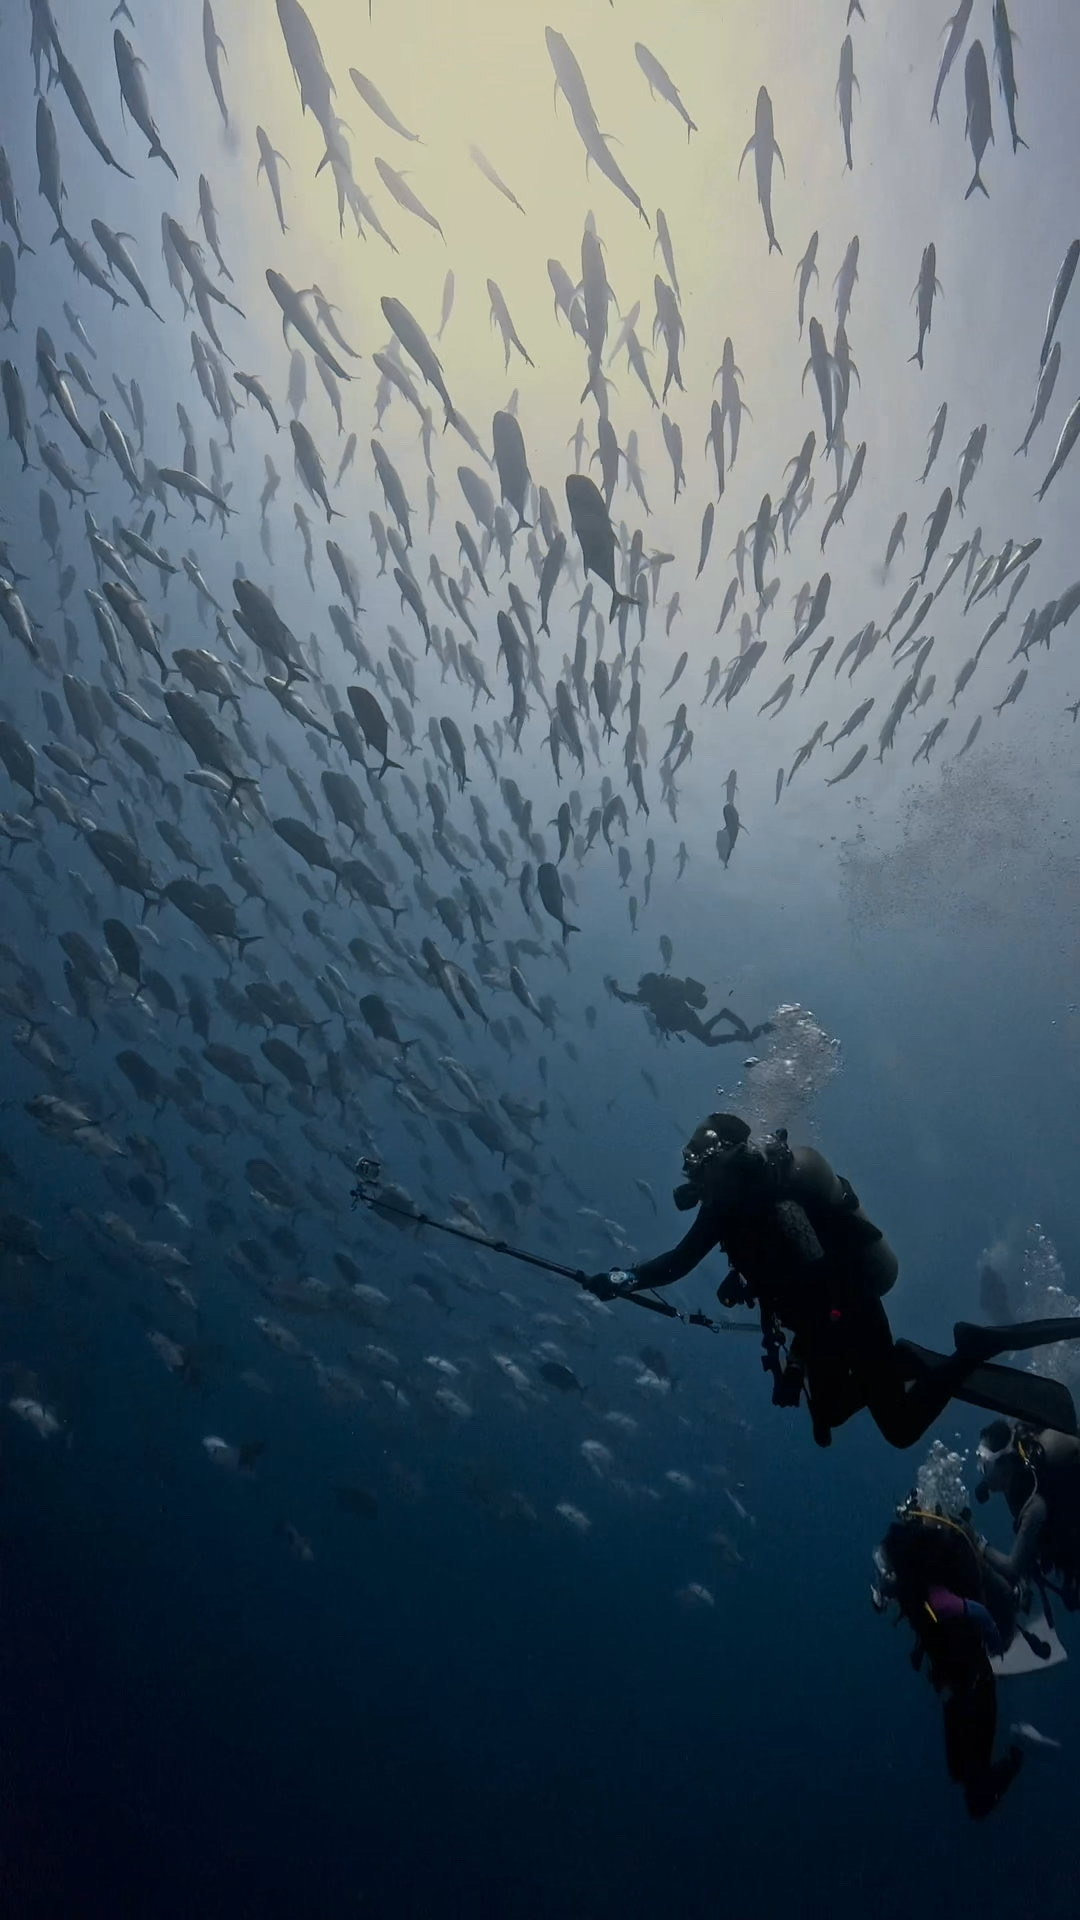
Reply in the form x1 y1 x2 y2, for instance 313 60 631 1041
604 973 772 1048
871 1502 1026 1820
975 1420 1080 1610
584 1113 1080 1448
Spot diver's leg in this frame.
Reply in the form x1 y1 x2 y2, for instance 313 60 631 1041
898 1341 1078 1437
683 1013 731 1046
851 1293 1078 1449
703 1006 751 1039
854 1300 974 1449
870 1352 977 1449
802 1335 865 1445
948 1668 1023 1820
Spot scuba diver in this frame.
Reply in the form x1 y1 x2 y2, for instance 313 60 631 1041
585 1114 1080 1448
871 1499 1027 1819
975 1420 1080 1612
604 972 773 1048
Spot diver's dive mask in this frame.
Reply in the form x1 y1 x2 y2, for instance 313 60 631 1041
974 1420 1039 1501
976 1420 1014 1475
673 1113 779 1210
973 1420 1016 1501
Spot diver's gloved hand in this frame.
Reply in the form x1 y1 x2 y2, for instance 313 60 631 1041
717 1269 751 1309
582 1271 616 1300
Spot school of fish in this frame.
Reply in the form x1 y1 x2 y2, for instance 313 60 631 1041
0 0 1076 1556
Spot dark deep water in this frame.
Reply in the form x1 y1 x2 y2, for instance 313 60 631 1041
7 1403 1080 1920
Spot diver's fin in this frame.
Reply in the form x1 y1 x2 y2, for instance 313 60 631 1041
899 1341 1078 1437
955 1318 1080 1363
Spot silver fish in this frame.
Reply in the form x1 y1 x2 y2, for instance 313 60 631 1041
963 40 993 200
1036 397 1080 501
469 145 524 214
634 43 696 141
932 0 973 123
739 87 784 255
256 127 290 234
113 30 178 178
1038 241 1079 370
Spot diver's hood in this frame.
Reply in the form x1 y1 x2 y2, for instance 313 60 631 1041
680 1112 751 1175
674 1117 788 1211
687 1112 752 1153
675 1113 752 1209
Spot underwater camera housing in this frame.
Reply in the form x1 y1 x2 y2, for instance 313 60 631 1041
350 1157 382 1208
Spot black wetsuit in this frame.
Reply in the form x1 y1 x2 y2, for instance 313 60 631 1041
629 1146 1060 1449
884 1516 1023 1820
983 1430 1080 1608
608 976 756 1047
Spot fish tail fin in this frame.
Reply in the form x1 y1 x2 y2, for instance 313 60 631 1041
235 934 261 958
378 756 403 779
16 239 35 258
964 167 989 200
154 143 180 182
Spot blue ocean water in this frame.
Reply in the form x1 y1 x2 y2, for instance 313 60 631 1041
3 1 1080 1914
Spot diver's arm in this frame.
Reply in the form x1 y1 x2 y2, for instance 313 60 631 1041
982 1495 1048 1586
627 1204 723 1292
